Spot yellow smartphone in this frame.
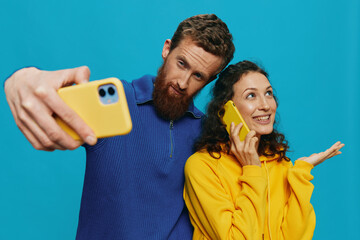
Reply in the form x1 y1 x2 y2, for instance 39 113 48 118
221 100 250 141
55 78 132 140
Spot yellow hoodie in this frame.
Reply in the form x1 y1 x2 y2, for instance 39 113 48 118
184 150 315 240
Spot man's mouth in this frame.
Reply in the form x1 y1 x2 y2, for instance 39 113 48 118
168 85 184 96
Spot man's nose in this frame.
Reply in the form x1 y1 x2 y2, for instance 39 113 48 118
177 71 191 90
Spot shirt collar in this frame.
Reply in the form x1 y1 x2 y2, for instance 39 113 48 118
259 154 279 162
131 75 203 119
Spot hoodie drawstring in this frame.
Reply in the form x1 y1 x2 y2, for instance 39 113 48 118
264 160 272 240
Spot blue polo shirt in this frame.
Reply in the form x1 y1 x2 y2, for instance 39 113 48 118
76 75 203 239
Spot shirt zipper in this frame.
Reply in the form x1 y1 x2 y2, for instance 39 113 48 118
169 120 174 158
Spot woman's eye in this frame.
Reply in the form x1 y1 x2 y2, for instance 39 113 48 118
265 91 273 96
246 93 255 99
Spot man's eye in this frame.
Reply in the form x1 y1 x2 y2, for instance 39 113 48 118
178 61 185 66
194 73 202 79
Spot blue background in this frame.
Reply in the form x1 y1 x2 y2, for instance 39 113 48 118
1 0 359 239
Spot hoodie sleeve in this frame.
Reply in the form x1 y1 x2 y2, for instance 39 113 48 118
184 154 267 240
281 160 316 240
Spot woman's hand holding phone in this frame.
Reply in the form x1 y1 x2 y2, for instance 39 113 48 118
298 141 345 167
229 122 261 167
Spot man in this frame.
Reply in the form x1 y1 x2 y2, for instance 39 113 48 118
5 14 235 239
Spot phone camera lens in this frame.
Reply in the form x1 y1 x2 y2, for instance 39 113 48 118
99 89 106 97
108 87 115 95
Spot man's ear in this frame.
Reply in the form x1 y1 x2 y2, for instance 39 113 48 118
162 39 172 60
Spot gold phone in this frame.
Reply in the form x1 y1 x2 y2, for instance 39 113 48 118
55 78 132 140
222 100 250 141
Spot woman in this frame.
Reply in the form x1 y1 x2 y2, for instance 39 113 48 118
183 60 344 240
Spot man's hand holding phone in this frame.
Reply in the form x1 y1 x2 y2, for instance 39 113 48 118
4 66 97 151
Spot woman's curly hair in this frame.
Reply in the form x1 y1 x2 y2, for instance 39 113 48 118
194 60 290 161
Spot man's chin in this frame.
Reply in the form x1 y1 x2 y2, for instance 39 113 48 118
154 99 189 121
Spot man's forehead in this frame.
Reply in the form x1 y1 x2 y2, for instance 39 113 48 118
176 37 215 55
175 38 222 65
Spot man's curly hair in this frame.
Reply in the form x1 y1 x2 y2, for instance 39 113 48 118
170 14 235 73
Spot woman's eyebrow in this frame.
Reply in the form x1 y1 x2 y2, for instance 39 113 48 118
243 87 257 92
243 85 272 93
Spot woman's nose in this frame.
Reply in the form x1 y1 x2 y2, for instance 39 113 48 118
259 98 270 111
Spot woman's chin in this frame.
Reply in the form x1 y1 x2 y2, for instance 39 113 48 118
253 127 273 137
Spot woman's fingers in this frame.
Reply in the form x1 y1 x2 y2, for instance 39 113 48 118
320 142 344 160
243 130 256 152
324 142 344 160
230 122 243 150
229 122 246 163
229 124 260 166
299 141 344 167
230 122 242 139
249 136 261 166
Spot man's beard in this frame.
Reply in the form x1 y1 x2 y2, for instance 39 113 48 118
152 62 196 121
